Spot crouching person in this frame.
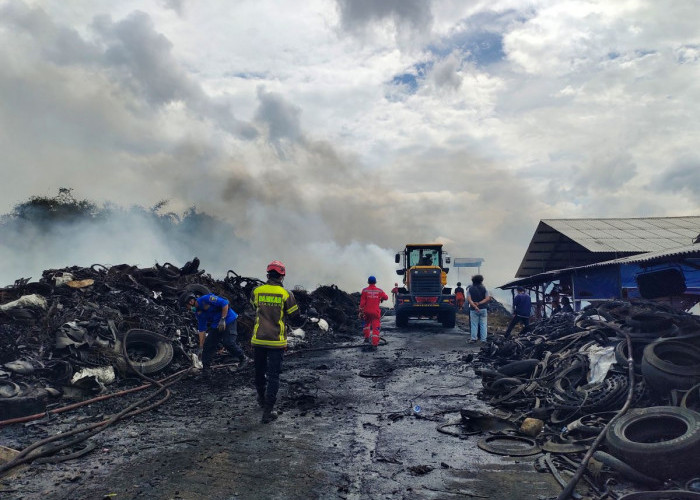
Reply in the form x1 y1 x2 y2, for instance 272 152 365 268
184 292 249 378
251 261 300 424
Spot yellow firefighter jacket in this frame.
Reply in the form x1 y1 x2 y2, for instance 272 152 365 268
250 279 299 348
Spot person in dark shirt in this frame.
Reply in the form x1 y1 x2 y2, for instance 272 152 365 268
454 282 466 311
561 296 574 313
504 287 532 338
467 274 491 342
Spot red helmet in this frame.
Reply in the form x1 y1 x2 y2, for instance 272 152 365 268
267 260 286 276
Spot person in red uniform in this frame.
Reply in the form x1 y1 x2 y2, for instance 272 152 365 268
360 276 388 351
391 282 399 304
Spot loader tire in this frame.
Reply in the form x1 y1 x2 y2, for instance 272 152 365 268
441 310 456 328
396 311 409 328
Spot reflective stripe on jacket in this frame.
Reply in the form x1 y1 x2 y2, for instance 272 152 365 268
250 279 299 348
360 284 388 316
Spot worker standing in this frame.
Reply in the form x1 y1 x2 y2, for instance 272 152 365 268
391 282 399 304
504 287 531 338
360 276 388 351
467 274 491 343
182 292 249 379
250 260 299 424
454 282 466 311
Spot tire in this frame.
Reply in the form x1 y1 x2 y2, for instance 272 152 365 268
627 313 672 332
119 329 174 375
441 310 456 328
618 492 700 500
497 359 539 377
396 311 409 328
682 383 700 412
641 341 700 394
604 406 700 479
0 387 49 420
614 339 651 374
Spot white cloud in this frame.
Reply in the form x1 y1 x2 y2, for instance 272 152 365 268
0 0 699 293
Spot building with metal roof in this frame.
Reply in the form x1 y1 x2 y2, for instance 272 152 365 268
502 217 700 315
515 217 700 278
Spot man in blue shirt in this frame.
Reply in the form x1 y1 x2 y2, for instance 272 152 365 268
183 293 249 376
504 287 532 338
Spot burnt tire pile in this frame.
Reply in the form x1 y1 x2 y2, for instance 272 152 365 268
0 259 360 421
474 299 700 494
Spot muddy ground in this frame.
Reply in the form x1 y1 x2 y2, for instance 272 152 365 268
3 315 566 500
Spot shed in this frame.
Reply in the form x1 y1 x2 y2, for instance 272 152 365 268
515 217 700 278
503 217 700 316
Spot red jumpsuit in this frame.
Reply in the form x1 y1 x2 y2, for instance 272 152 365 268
360 284 388 346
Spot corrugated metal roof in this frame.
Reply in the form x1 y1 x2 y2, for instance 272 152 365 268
501 243 700 289
578 242 700 268
514 216 700 278
542 217 700 252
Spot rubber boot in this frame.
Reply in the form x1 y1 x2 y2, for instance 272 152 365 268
256 390 265 408
261 405 278 424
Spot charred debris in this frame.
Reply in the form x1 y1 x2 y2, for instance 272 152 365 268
0 258 361 421
2 257 700 497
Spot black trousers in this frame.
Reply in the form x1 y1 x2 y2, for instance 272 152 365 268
254 346 284 407
504 315 529 337
202 320 245 368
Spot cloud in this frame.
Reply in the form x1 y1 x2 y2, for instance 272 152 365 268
254 86 303 147
334 0 433 46
655 156 700 197
1 0 699 297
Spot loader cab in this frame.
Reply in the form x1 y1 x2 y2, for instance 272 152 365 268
395 244 451 271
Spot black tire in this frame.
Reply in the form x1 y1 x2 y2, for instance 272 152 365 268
396 311 409 328
627 313 672 333
618 492 700 500
120 329 174 375
614 339 651 374
641 341 700 393
682 383 700 412
497 359 539 377
441 310 456 328
604 406 700 479
0 387 49 420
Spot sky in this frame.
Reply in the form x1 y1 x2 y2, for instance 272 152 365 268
0 0 699 296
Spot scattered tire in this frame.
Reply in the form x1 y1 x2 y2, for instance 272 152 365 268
682 383 700 413
0 387 49 420
627 313 672 333
618 492 700 500
605 406 700 479
615 339 651 374
497 359 539 377
641 341 700 394
119 329 174 375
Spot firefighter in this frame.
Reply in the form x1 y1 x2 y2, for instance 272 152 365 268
359 276 388 351
182 292 249 378
454 282 466 311
391 282 399 304
250 260 299 424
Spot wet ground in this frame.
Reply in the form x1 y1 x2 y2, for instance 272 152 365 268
2 316 563 500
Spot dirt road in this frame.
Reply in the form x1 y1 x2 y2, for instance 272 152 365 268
3 316 562 500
